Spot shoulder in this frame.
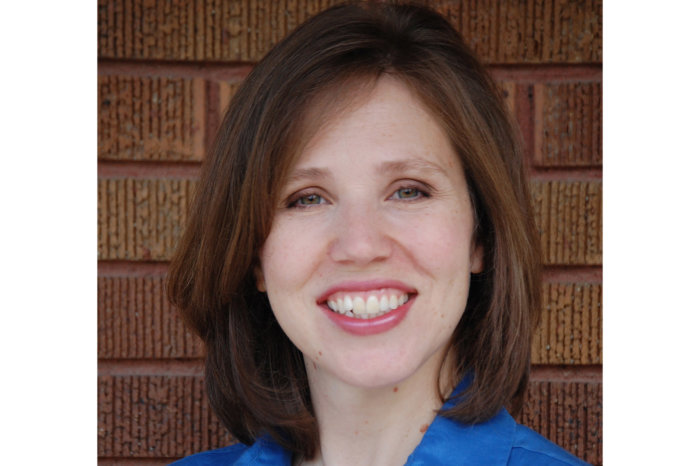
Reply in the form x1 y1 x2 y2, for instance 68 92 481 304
170 443 248 465
507 423 590 466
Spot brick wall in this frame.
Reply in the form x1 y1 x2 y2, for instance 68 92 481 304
97 1 602 464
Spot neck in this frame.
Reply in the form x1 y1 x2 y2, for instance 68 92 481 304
300 352 456 466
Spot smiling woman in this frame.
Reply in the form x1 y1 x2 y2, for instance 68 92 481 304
167 2 587 465
260 76 482 394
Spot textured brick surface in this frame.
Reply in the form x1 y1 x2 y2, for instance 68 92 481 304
531 180 602 265
218 81 241 117
99 76 206 161
99 276 204 359
474 0 602 64
497 80 516 117
99 376 599 463
98 0 601 64
98 376 233 458
414 0 602 63
518 381 602 465
98 0 347 62
534 82 602 167
98 178 196 261
532 282 602 364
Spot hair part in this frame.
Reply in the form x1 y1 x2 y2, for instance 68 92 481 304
168 1 541 459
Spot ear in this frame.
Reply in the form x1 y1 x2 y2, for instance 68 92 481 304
254 265 266 292
469 242 484 274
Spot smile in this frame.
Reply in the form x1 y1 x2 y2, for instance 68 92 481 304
325 289 409 319
317 281 416 335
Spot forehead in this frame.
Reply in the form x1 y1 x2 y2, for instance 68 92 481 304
292 76 460 174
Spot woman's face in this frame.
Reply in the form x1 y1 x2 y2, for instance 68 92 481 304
259 76 483 390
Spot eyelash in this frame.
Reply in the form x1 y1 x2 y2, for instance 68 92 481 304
285 183 431 209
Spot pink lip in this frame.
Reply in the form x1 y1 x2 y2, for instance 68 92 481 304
317 280 416 336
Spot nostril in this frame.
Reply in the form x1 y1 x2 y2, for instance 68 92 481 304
329 229 392 264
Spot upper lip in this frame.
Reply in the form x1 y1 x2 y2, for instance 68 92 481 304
316 279 417 304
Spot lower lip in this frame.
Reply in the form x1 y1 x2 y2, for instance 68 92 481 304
321 298 413 336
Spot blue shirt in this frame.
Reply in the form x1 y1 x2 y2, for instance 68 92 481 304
173 380 589 465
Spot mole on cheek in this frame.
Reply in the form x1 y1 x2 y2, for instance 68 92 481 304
393 386 399 393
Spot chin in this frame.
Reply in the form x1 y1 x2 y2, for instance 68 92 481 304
321 349 440 391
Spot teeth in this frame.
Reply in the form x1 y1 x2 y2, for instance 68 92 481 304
326 293 410 319
389 295 398 309
366 296 379 313
380 296 389 312
353 297 366 315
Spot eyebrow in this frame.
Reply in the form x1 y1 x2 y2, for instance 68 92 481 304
286 157 450 185
286 167 332 184
378 158 450 178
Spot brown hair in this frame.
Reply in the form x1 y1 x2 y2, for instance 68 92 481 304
168 1 541 459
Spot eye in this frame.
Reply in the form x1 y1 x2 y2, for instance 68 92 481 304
390 185 430 201
287 192 327 208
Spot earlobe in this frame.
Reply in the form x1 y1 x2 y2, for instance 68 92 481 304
470 243 484 274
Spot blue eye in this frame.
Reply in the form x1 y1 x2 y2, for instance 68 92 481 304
391 186 429 200
299 194 322 205
396 187 420 199
288 193 326 208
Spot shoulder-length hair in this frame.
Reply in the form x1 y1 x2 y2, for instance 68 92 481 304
168 1 541 460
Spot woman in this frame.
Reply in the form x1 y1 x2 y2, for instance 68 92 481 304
168 2 588 465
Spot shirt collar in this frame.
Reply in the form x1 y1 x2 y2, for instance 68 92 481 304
235 434 293 465
404 376 516 465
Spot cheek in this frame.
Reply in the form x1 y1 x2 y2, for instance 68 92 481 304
260 218 324 291
399 209 474 272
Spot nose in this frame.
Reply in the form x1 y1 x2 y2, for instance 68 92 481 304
328 201 392 266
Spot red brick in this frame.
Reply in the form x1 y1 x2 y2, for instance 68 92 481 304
98 76 206 161
98 375 233 458
98 0 348 62
98 0 601 64
534 82 602 167
518 381 602 465
98 178 197 261
532 282 602 364
530 181 602 265
496 80 517 117
218 81 242 117
98 275 204 359
422 0 602 63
